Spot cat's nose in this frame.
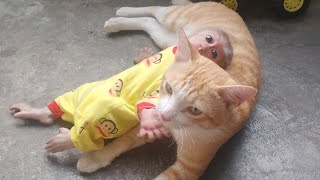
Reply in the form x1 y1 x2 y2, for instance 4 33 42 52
160 113 171 122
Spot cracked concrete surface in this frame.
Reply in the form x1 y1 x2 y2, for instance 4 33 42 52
0 0 319 179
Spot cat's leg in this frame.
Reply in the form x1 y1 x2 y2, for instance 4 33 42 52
105 17 176 49
171 0 193 5
115 6 166 18
154 130 220 180
113 6 193 41
77 125 146 173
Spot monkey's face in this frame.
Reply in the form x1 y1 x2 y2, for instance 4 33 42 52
188 30 225 64
108 79 123 97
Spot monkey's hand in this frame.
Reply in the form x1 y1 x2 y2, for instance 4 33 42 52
133 47 155 64
137 108 171 142
45 128 75 153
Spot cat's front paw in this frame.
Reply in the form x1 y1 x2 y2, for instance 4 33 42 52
77 152 111 173
154 174 168 180
104 17 122 33
116 7 131 17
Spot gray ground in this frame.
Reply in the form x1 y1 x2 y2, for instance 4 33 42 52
0 0 319 179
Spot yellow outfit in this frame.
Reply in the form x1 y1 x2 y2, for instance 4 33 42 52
48 46 177 151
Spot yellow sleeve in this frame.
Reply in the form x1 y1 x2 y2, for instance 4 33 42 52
136 90 160 119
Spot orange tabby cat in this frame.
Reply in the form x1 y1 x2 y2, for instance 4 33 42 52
77 2 260 179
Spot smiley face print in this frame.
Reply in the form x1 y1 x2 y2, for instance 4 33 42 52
108 79 123 97
94 118 118 138
147 90 160 99
144 53 163 67
151 53 162 64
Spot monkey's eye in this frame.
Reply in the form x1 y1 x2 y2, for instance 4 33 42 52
211 49 218 58
165 83 173 95
206 35 213 43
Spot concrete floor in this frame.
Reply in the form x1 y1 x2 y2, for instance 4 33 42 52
0 0 319 179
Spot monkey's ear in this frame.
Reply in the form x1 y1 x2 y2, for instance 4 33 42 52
112 128 118 134
99 118 106 124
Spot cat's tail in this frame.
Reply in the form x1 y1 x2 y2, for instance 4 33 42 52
171 0 193 5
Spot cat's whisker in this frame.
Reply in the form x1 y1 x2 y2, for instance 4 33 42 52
168 136 178 161
168 137 176 147
170 129 180 161
183 126 195 150
178 125 185 155
171 150 178 161
182 127 189 150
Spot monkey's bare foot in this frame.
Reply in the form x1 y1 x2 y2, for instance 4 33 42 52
10 103 54 125
133 47 155 64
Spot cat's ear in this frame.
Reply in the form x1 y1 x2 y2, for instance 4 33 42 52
175 29 200 62
216 85 257 109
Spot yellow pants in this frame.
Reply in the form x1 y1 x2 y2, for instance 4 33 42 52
49 80 138 151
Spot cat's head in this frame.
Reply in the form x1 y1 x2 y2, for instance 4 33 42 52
157 29 257 130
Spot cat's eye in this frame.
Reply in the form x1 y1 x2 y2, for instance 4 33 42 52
165 83 173 94
206 35 213 43
211 49 218 58
187 106 202 115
